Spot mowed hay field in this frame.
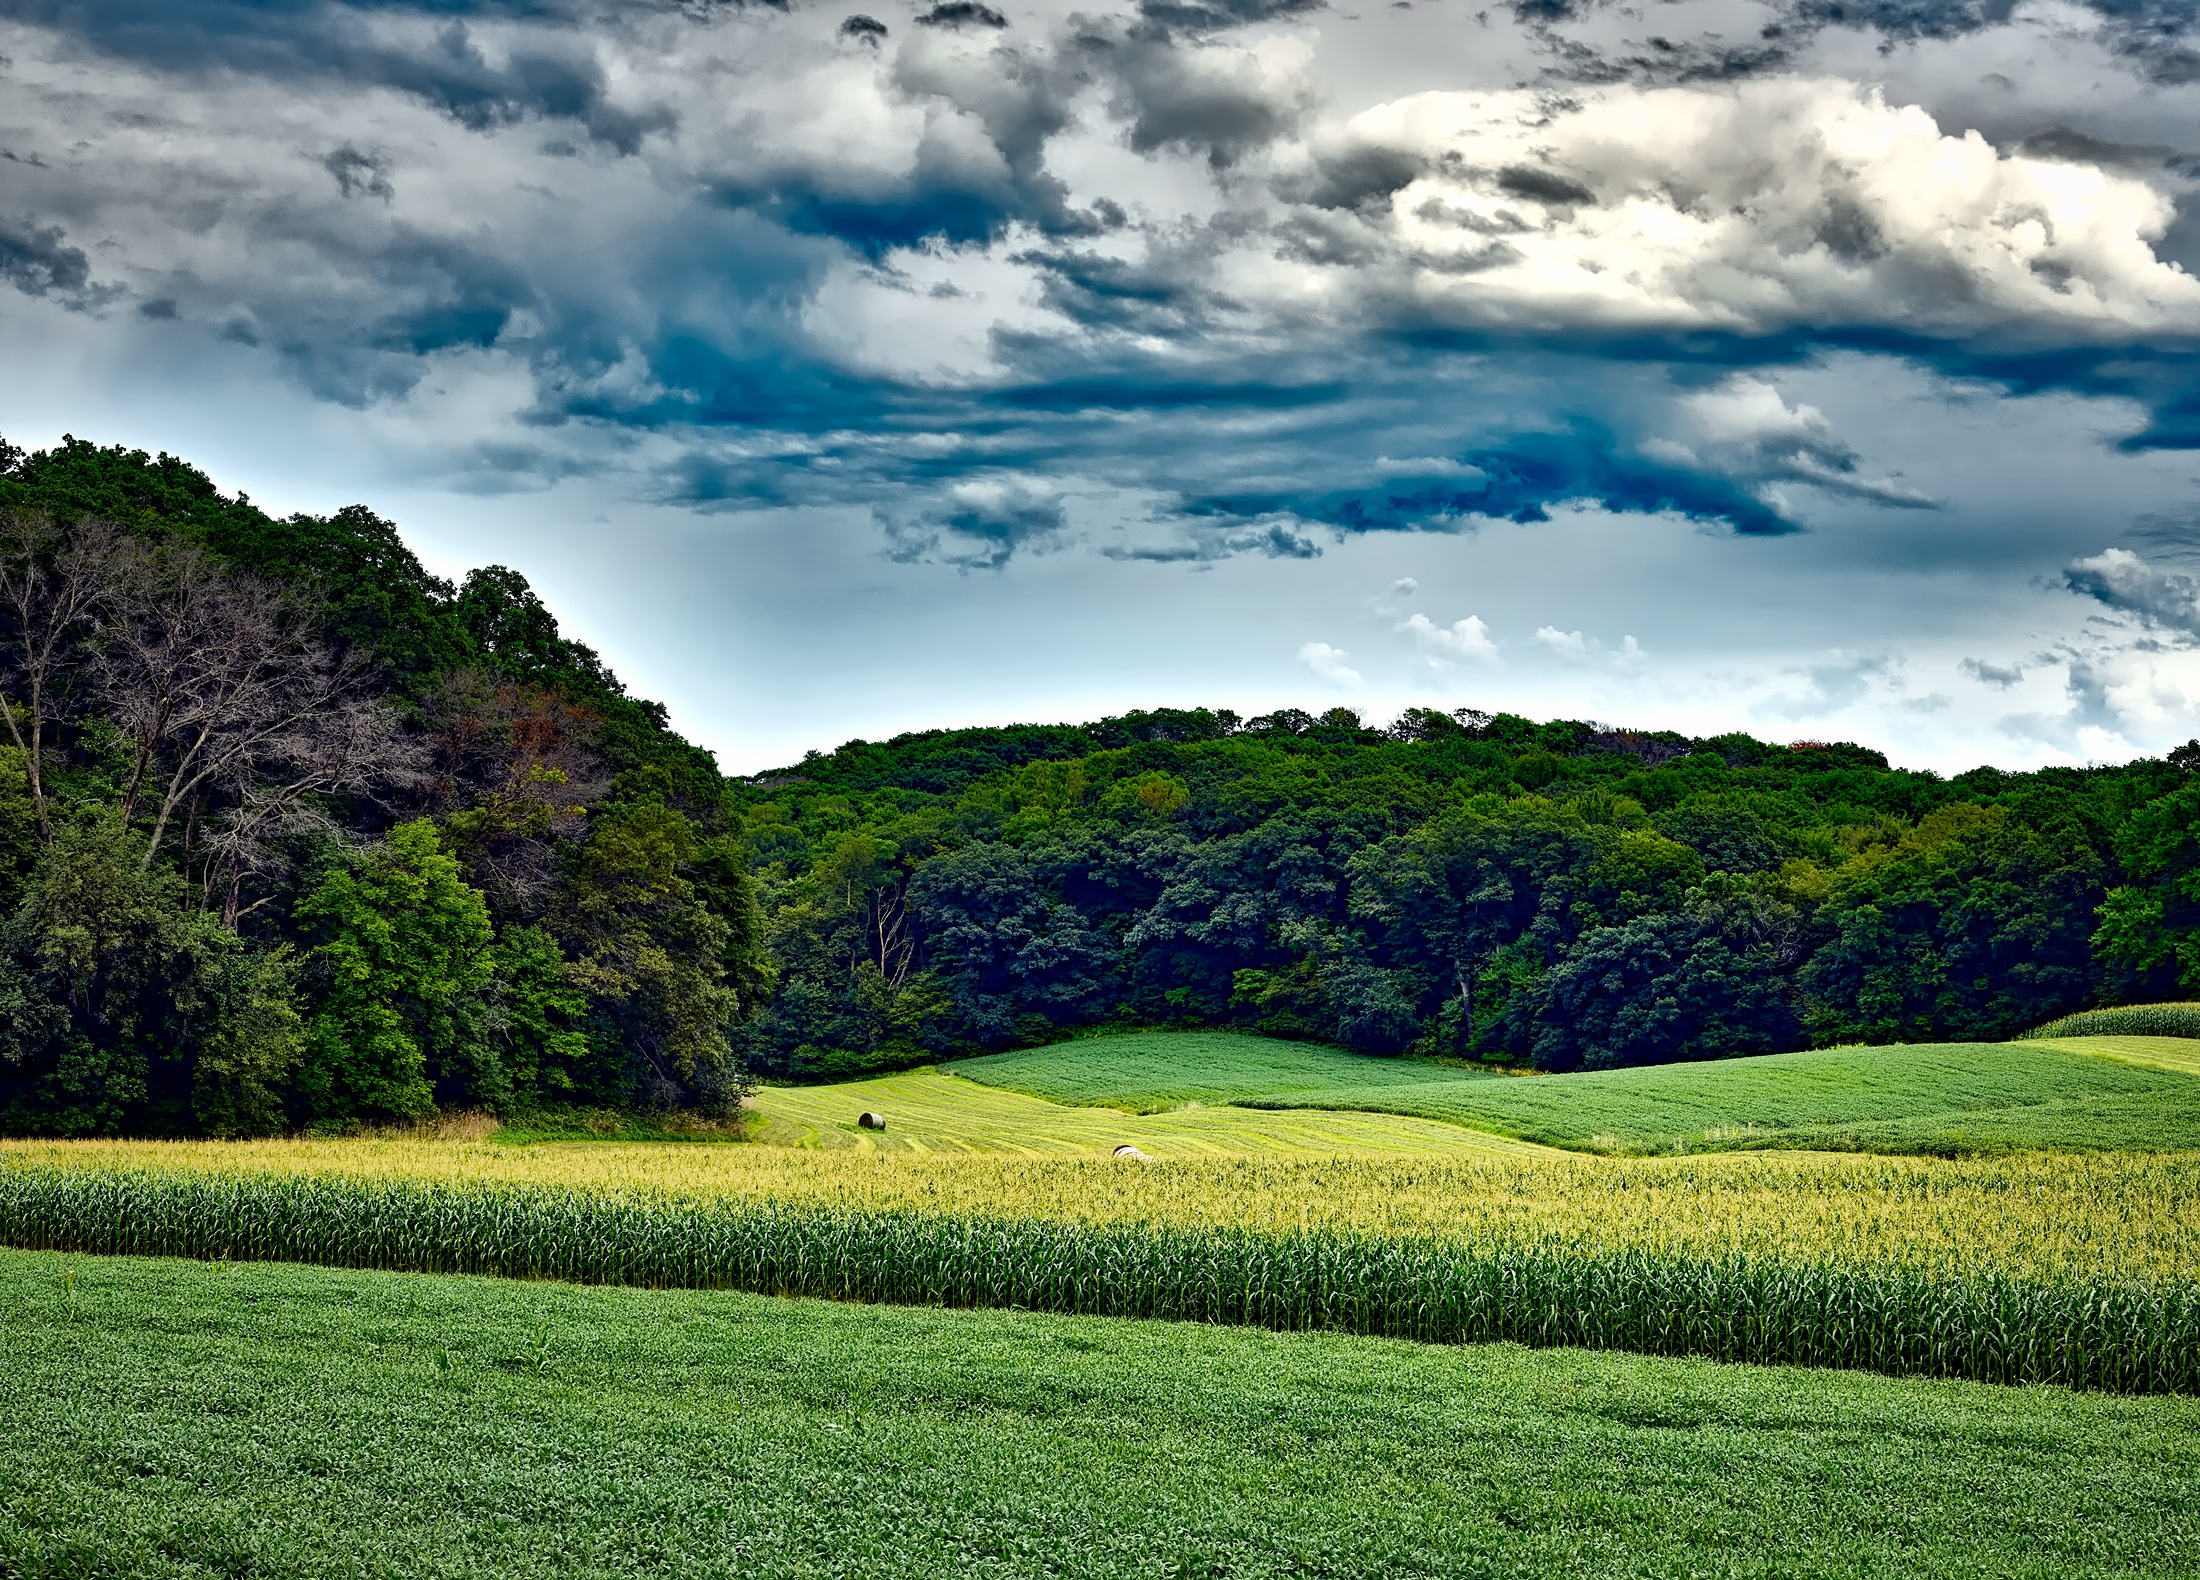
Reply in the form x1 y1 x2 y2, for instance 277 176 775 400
954 1031 2200 1155
746 1065 1544 1156
7 1249 2200 1580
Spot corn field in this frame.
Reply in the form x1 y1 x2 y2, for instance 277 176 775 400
4 1162 2197 1394
2023 1004 2200 1039
8 1137 2197 1282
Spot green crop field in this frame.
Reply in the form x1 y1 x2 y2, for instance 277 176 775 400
747 1066 1544 1156
947 1031 1498 1112
6 1250 2198 1579
954 1032 2200 1155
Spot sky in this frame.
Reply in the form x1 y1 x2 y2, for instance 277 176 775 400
4 0 2200 775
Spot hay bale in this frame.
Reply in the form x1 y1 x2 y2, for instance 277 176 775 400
857 1111 887 1131
1112 1144 1149 1160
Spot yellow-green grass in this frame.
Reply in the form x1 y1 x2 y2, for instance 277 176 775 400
2040 1035 2200 1079
956 1032 2200 1155
7 1136 2197 1283
746 1066 1544 1157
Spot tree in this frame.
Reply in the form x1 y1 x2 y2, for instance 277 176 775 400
0 815 294 1136
293 819 494 1124
552 804 746 1109
0 512 133 838
2093 782 2200 998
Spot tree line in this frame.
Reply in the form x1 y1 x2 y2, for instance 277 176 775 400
732 708 2200 1078
8 431 2200 1136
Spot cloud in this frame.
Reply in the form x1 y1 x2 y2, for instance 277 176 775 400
322 144 394 202
2063 548 2200 638
1655 377 1937 517
892 478 1073 567
1765 650 1899 717
1401 611 1498 661
1534 625 1587 660
0 217 109 308
1298 640 1362 684
1309 81 2200 338
4 0 2200 573
1961 656 2027 688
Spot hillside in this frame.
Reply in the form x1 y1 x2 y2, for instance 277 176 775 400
952 1031 2200 1155
11 430 2200 1136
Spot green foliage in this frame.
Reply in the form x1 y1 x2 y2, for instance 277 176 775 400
737 700 2195 1077
485 925 591 1096
0 432 766 1136
554 804 747 1109
294 820 495 1124
189 945 304 1139
0 817 272 1137
7 1252 2199 1578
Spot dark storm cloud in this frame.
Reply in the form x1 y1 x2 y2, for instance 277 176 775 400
915 2 1010 27
0 217 113 309
2064 548 2200 638
323 144 396 200
0 0 675 151
1180 424 1802 537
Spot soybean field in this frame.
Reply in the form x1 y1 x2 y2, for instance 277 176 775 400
5 1250 2198 1579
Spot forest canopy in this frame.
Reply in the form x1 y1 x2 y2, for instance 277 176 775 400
4 431 2200 1134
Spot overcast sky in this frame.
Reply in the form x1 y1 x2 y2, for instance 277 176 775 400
4 0 2200 773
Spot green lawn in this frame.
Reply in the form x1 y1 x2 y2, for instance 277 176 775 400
6 1250 2198 1578
954 1032 2200 1154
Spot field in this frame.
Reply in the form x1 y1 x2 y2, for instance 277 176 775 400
746 1064 1541 1156
7 1249 2199 1579
954 1032 2200 1155
7 1137 2197 1281
946 1031 1500 1112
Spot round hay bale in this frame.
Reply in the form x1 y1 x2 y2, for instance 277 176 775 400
1112 1144 1149 1160
857 1111 887 1131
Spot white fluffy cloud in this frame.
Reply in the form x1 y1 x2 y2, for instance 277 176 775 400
1298 640 1362 685
1399 611 1497 662
1304 79 2200 338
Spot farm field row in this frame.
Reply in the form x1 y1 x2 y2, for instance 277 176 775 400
5 1249 2196 1579
950 1032 2200 1155
6 1139 2196 1282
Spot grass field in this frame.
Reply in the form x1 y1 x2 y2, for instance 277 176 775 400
948 1031 1498 1112
747 1065 1542 1156
6 1250 2197 1578
954 1032 2200 1155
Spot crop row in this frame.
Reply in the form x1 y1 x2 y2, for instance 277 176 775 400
4 1164 2198 1394
2023 1004 2200 1039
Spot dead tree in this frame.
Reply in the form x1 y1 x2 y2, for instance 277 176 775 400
98 544 424 917
0 513 137 838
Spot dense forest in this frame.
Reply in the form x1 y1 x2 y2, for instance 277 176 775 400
732 706 2200 1077
5 431 2200 1135
0 434 766 1136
